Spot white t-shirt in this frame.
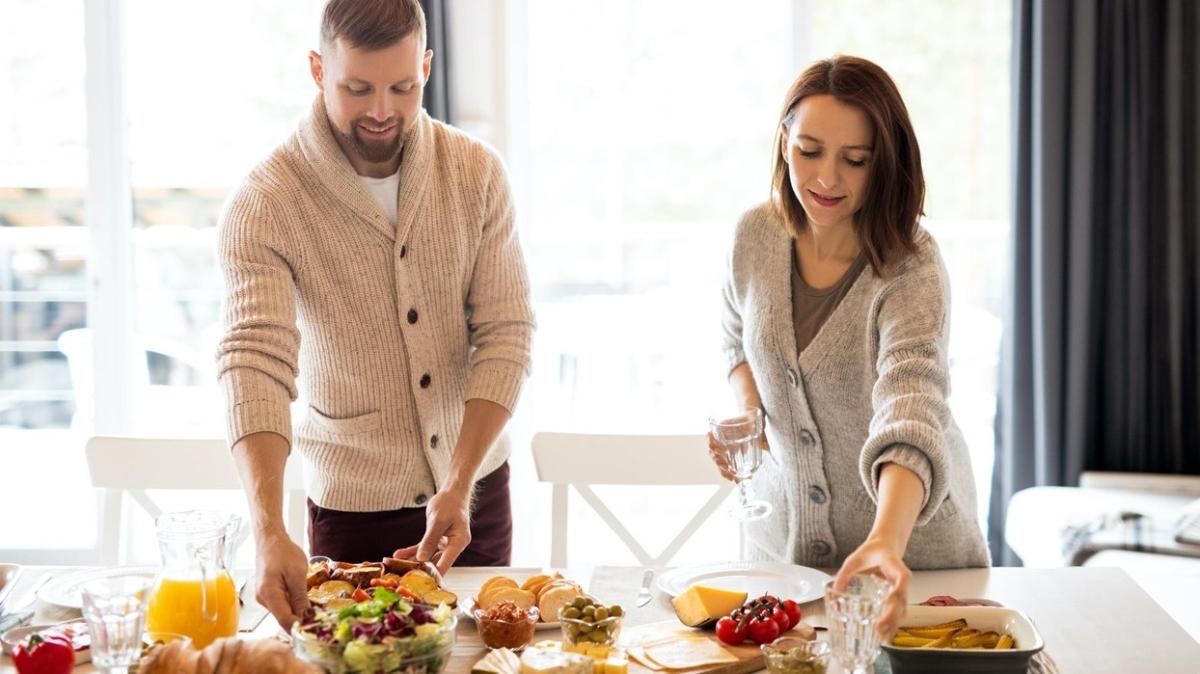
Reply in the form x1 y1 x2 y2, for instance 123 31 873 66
359 171 401 227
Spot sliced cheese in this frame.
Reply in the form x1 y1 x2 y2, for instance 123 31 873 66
644 638 740 670
670 585 748 627
521 648 593 674
626 647 664 671
473 648 522 674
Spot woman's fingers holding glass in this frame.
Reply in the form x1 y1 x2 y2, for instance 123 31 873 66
707 432 737 481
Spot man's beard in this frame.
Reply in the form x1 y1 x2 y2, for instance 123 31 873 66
338 118 404 164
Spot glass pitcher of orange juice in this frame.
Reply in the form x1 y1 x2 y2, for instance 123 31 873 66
145 511 239 648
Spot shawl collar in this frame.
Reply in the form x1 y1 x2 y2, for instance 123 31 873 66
297 96 434 243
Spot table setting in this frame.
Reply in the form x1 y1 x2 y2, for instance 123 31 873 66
1 414 1197 673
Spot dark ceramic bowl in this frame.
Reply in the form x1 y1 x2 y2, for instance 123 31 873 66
881 605 1044 674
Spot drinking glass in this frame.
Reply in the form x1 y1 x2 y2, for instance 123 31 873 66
708 407 772 521
824 574 892 674
82 576 152 674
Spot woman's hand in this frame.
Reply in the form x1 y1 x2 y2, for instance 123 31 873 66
832 536 911 638
707 431 770 482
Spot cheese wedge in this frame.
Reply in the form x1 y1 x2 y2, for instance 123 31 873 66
670 584 748 627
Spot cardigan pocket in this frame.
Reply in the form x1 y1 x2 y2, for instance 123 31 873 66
307 406 382 436
852 488 959 524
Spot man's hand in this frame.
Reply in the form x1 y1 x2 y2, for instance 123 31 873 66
393 486 472 575
254 529 310 631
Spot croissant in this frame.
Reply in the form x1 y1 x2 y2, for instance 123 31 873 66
139 636 321 674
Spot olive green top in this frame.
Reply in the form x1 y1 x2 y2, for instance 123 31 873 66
791 247 869 354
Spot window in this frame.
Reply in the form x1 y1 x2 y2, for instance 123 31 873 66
0 0 324 563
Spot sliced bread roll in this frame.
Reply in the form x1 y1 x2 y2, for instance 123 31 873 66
537 583 582 622
478 586 537 611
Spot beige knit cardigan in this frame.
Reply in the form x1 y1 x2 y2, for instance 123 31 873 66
216 97 535 511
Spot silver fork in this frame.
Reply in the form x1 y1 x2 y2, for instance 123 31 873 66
635 569 654 607
0 573 53 631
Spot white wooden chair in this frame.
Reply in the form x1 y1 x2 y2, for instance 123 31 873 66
532 432 735 567
86 436 306 564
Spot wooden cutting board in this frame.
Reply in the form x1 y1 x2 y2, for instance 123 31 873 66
622 621 764 674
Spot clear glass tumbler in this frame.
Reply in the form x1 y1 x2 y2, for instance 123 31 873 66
82 575 153 674
824 574 892 674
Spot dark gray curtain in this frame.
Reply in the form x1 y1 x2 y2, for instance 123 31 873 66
991 0 1200 565
419 0 452 122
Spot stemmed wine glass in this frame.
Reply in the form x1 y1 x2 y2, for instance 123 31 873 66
708 407 772 521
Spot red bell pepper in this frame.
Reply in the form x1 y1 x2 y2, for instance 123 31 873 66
13 633 74 674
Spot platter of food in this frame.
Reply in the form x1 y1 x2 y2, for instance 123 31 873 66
460 572 590 630
881 604 1045 674
305 556 457 611
656 561 829 604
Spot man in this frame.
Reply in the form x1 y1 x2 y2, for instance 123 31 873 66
217 0 534 629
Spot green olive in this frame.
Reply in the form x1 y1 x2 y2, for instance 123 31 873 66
589 629 609 642
593 607 609 621
572 597 590 610
609 605 624 617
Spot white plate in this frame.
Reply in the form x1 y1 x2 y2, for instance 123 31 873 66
459 596 560 630
656 561 831 604
37 566 158 609
2 619 91 664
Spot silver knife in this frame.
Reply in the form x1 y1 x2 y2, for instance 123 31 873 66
635 569 654 607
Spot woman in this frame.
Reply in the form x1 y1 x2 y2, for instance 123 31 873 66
712 55 989 634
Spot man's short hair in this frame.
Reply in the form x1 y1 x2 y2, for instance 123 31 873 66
320 0 426 52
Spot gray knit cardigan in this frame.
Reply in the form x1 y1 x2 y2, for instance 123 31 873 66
721 204 990 569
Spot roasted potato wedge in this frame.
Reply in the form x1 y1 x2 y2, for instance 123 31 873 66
398 569 439 595
317 580 355 598
421 588 458 607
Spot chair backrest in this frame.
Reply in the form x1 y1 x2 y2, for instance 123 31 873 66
85 436 306 564
531 432 735 567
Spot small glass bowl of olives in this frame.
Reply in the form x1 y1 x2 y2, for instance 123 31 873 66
557 596 624 647
761 637 830 674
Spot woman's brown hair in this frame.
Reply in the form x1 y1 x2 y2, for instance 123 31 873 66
320 0 425 52
771 55 924 275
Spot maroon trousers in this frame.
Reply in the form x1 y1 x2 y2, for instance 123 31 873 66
307 462 512 565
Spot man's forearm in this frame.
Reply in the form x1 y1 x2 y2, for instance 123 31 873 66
445 399 511 495
232 431 292 538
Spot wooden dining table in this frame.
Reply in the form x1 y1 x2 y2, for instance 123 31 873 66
1 564 1197 673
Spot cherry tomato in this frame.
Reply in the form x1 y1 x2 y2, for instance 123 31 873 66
714 616 746 646
782 599 802 629
769 606 791 633
748 615 781 645
13 633 74 674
